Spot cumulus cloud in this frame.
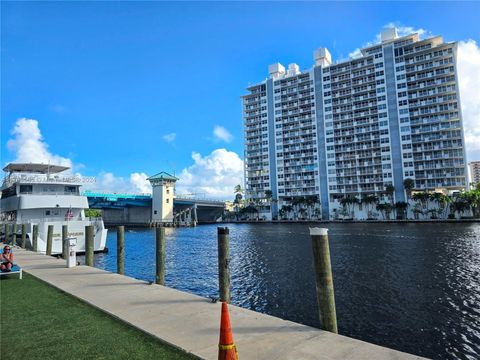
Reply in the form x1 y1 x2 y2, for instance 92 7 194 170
213 126 233 143
162 133 176 143
5 118 152 194
6 118 73 169
348 23 431 59
130 172 152 194
176 148 243 199
457 39 480 161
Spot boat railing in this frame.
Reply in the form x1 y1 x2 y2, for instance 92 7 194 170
2 174 96 187
1 217 104 225
16 191 82 196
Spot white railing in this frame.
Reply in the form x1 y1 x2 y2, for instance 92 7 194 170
2 174 96 187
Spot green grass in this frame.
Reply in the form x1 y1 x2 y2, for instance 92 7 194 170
0 273 197 360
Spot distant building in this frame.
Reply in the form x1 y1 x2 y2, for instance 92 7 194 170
469 161 480 186
242 28 468 220
148 172 178 223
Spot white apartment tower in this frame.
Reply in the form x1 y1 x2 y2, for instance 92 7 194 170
242 28 468 220
469 161 480 186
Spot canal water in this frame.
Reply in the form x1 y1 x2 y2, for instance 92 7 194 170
92 223 480 360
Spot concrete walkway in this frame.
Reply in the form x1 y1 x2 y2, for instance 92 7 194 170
6 246 425 360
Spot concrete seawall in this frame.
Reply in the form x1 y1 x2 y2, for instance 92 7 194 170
5 245 426 360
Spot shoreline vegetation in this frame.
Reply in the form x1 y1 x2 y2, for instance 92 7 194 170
227 182 480 222
0 273 195 360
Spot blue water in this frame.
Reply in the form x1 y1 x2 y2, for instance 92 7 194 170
88 223 480 360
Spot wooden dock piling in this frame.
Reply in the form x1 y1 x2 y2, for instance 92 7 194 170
217 227 230 303
85 225 94 266
155 227 166 285
21 224 26 248
4 224 10 244
32 225 38 252
12 223 17 246
309 227 338 333
46 225 53 256
117 226 125 275
62 225 68 259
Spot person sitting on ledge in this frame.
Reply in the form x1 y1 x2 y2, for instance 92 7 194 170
1 245 14 272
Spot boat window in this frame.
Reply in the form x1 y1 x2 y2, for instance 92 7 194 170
45 210 51 216
0 185 16 199
65 186 78 194
19 185 33 194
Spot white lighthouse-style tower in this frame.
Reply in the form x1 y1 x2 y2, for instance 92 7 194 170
147 172 178 224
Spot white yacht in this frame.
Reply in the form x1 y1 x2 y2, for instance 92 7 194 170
0 163 107 254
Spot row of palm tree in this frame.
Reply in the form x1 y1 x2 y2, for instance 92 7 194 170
230 181 480 221
337 180 480 220
278 195 321 220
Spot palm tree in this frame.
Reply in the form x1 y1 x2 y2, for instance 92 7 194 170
361 194 378 219
233 193 243 220
264 190 273 214
291 196 303 220
403 178 415 201
340 196 357 219
461 190 480 218
376 202 393 220
450 199 469 219
234 184 244 195
412 191 430 213
395 201 408 220
412 203 423 220
385 184 395 205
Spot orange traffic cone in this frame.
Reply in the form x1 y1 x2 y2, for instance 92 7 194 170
218 302 238 360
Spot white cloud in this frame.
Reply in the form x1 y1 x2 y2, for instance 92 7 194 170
458 39 480 161
176 148 243 199
6 118 73 169
130 172 152 194
213 126 233 143
348 23 431 59
162 133 176 143
5 118 152 194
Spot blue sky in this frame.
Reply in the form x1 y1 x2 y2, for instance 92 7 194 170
2 1 480 197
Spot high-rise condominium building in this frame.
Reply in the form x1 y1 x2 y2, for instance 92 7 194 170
469 161 480 186
242 28 468 220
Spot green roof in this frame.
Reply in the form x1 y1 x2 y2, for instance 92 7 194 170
147 172 178 182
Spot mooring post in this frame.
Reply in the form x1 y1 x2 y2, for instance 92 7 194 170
12 223 17 246
117 226 125 275
21 224 27 248
32 225 38 252
4 224 10 244
309 227 338 333
46 225 54 255
85 225 94 266
155 227 166 285
217 227 230 303
62 225 68 259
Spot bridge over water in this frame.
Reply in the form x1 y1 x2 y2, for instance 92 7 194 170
84 192 225 226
